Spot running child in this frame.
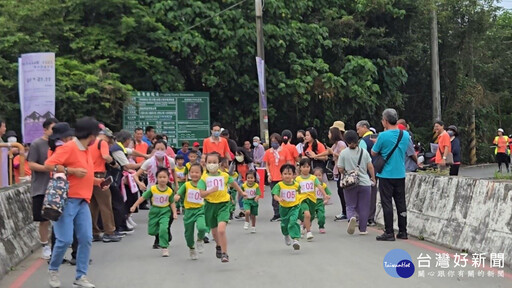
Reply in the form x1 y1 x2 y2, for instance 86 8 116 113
186 150 199 176
272 164 302 250
313 167 332 234
295 158 329 241
220 157 238 220
242 170 261 233
131 168 178 257
175 163 208 260
175 154 187 214
198 152 246 263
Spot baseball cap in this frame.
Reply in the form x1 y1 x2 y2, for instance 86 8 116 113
193 142 200 147
100 127 114 138
498 128 504 133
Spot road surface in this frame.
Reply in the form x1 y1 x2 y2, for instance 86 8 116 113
1 181 511 288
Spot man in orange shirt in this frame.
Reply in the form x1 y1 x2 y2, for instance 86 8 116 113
89 127 121 243
434 121 451 167
133 127 149 163
45 117 106 288
202 122 231 163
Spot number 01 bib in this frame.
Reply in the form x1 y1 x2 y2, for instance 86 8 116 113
206 176 225 191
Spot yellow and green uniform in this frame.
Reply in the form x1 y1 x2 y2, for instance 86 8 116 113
271 181 301 239
227 170 239 213
242 183 261 216
186 162 193 179
177 181 208 249
197 170 235 228
175 166 187 210
315 182 332 229
295 174 321 221
142 185 175 248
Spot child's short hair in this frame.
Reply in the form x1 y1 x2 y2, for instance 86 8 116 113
313 167 324 175
175 154 185 161
206 152 221 162
299 157 311 167
280 164 296 174
156 167 170 178
188 163 203 174
246 170 257 179
189 150 198 155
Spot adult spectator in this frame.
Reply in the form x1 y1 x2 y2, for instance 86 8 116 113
192 142 202 162
263 133 293 221
133 127 149 164
447 125 461 176
398 119 414 143
155 134 176 158
399 124 419 173
493 128 510 173
6 130 17 143
0 118 6 142
434 121 452 169
45 117 104 288
356 120 377 226
252 136 265 167
296 130 305 155
281 129 300 163
371 108 411 241
302 127 328 173
90 127 121 243
221 128 238 158
202 122 231 162
177 141 191 164
243 140 252 155
142 126 155 146
27 118 58 260
13 143 31 183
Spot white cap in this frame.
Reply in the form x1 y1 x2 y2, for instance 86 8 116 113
498 128 504 133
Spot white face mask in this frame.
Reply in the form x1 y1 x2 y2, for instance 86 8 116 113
206 163 219 173
235 155 244 162
154 151 166 158
7 137 17 143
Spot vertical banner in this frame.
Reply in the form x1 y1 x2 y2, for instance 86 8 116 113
256 57 267 109
19 53 56 143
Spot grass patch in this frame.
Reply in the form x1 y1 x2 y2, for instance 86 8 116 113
416 168 449 176
494 171 512 180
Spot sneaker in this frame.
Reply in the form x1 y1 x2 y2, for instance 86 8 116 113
244 222 250 230
229 212 233 220
319 228 326 234
162 248 169 257
190 249 198 260
284 235 292 246
250 227 256 234
177 209 181 215
119 227 134 234
334 214 347 221
203 236 210 244
153 244 160 249
215 245 222 258
301 226 306 238
306 231 314 241
359 231 368 235
196 240 204 253
114 231 126 238
73 275 95 288
102 234 122 243
376 232 396 241
48 270 60 288
367 219 377 227
127 216 137 227
42 245 52 260
221 253 229 263
270 215 280 222
69 258 77 266
92 234 102 242
292 240 300 250
347 217 357 235
126 220 134 230
396 232 408 240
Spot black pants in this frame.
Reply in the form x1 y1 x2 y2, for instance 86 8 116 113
110 183 128 231
449 164 460 176
379 178 407 234
368 182 378 221
336 178 347 216
270 181 280 217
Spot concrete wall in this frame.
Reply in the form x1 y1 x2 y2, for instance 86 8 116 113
376 173 512 267
0 183 39 280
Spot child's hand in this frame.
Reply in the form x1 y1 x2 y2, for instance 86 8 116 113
275 197 283 202
209 186 219 193
130 206 136 213
174 195 180 202
173 213 178 219
255 197 259 202
324 195 331 202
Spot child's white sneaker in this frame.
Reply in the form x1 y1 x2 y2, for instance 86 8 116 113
243 222 250 230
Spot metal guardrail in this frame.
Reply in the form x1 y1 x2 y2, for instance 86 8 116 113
0 143 26 186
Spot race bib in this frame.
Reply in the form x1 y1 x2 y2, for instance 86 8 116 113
176 172 185 178
316 188 324 199
300 180 315 193
245 188 257 199
206 176 225 191
187 189 204 204
280 189 296 202
152 194 169 207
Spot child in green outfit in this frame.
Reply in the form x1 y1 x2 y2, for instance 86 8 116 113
272 164 302 251
313 167 332 234
131 168 178 257
242 170 261 233
174 154 187 214
175 163 208 260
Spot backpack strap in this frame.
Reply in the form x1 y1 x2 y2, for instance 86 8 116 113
357 148 364 167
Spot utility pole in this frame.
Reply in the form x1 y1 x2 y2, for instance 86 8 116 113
255 0 269 145
431 3 441 122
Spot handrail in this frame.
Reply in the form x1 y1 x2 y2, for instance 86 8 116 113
0 143 26 186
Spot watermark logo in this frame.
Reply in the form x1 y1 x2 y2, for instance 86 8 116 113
383 249 415 278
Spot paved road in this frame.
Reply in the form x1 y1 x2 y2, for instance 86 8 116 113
459 164 500 179
2 181 511 288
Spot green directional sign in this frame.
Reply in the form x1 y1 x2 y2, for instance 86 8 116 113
123 91 210 148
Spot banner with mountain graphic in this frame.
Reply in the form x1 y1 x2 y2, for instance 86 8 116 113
19 53 56 143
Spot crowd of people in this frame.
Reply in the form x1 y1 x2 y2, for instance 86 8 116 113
0 108 500 288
